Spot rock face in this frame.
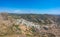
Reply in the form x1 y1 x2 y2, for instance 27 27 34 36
0 13 60 37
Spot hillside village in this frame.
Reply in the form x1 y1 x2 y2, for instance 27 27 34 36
0 13 60 37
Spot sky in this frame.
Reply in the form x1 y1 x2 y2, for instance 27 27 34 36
0 0 60 14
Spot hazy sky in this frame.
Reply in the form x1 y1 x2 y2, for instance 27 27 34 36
0 0 60 14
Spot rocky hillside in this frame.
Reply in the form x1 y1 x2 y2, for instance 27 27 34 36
0 13 60 37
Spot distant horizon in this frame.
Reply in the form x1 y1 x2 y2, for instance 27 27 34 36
0 12 60 15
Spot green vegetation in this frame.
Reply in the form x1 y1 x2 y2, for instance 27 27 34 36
31 26 36 33
26 34 30 36
10 14 53 25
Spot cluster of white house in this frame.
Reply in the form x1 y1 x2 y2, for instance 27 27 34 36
16 18 41 30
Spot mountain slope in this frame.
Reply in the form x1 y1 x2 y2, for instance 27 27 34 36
0 13 60 37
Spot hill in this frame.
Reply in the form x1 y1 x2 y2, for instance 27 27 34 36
0 13 60 37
